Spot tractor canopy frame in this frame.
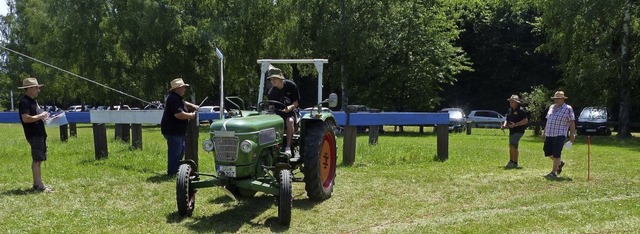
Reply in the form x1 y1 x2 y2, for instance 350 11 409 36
257 59 329 104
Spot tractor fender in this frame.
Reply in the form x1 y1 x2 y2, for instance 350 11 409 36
179 159 198 172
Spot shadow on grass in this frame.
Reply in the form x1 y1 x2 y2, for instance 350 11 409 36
146 173 174 183
544 176 573 182
1 187 38 196
179 195 291 233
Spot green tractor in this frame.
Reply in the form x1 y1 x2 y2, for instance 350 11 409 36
176 61 338 226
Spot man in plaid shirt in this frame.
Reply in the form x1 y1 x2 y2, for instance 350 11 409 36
543 91 576 178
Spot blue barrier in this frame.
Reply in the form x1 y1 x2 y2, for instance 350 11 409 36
0 112 91 123
1 111 449 126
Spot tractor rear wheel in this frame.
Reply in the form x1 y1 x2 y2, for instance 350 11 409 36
278 169 292 226
303 121 337 201
176 164 196 217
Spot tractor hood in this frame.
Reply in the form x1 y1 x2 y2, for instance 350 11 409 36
209 115 284 133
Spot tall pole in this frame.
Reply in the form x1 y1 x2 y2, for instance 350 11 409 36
10 90 14 111
340 0 348 110
216 48 225 120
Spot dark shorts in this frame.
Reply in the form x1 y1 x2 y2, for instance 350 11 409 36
509 132 524 148
27 136 48 162
543 136 565 158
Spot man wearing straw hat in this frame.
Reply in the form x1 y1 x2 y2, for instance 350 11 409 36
543 91 575 178
266 65 300 157
18 78 52 192
161 78 198 176
502 94 529 169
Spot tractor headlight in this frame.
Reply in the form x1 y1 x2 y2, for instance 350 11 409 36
202 139 214 152
240 140 255 153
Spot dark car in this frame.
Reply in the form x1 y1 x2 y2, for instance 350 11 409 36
440 108 466 133
576 107 611 135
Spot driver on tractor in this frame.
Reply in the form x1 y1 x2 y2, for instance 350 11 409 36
267 65 300 157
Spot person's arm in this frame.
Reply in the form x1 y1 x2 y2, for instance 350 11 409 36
174 111 196 120
515 117 529 127
568 120 576 143
283 100 299 113
21 112 49 123
184 101 199 112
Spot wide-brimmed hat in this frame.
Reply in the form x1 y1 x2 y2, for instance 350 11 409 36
506 94 522 103
169 78 189 91
266 66 285 80
551 91 568 99
18 78 44 89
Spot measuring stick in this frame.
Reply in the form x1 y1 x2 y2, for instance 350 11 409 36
587 135 591 181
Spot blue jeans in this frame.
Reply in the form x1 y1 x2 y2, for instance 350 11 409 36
164 134 185 175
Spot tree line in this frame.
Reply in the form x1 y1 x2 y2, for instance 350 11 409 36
0 0 638 137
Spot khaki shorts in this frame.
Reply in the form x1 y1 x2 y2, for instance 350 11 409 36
27 136 47 162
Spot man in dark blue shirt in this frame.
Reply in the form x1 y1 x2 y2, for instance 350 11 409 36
502 95 529 169
267 66 300 156
18 78 52 192
161 78 198 176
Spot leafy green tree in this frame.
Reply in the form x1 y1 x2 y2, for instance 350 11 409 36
534 0 639 138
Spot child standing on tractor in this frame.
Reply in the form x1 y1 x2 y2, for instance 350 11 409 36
266 65 300 156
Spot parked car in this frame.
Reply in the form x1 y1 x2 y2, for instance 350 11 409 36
440 108 466 133
94 105 109 111
576 107 611 135
107 105 131 111
199 105 228 123
143 101 163 110
67 105 91 112
40 105 61 112
468 110 506 128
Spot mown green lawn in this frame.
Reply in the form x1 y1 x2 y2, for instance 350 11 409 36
1 124 638 233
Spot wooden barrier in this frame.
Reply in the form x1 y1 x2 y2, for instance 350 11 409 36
70 123 77 137
131 124 143 150
59 124 68 142
334 111 450 166
92 123 108 159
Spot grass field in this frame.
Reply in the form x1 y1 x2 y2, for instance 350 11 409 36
1 124 639 233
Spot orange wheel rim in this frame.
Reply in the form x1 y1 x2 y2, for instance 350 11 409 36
320 132 336 188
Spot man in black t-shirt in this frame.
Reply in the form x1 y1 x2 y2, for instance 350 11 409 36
160 78 198 176
501 95 529 169
266 66 300 156
18 78 52 192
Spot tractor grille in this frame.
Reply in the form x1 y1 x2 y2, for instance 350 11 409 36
213 137 238 162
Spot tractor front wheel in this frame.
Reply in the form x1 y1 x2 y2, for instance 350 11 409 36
176 164 196 217
303 121 337 201
278 169 292 226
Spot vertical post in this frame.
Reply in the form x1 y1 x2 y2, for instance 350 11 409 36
342 105 358 166
368 108 380 145
121 124 131 143
69 123 77 137
10 90 14 111
114 124 123 140
436 124 449 161
59 124 69 142
93 123 108 159
466 121 472 135
419 126 424 133
131 124 143 150
185 117 199 170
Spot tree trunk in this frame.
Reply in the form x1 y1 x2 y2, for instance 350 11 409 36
618 0 632 138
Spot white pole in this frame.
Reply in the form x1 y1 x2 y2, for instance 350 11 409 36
216 48 225 120
10 90 14 111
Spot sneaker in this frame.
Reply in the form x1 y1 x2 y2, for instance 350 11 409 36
545 172 557 179
284 147 292 157
505 161 518 169
32 185 53 193
557 161 565 175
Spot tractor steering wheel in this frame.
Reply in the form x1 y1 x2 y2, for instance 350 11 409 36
258 100 287 114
